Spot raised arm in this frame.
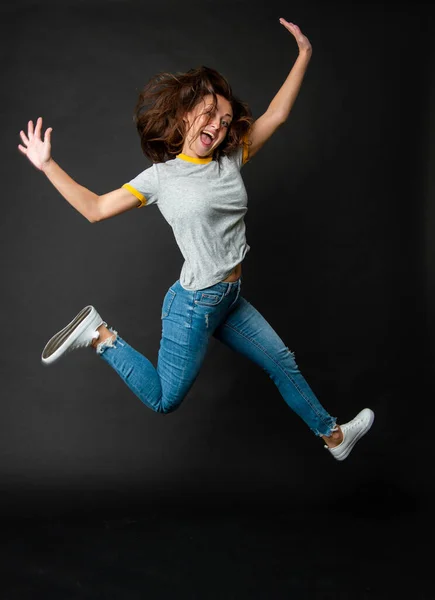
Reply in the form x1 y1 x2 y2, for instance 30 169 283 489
18 117 139 223
245 19 312 161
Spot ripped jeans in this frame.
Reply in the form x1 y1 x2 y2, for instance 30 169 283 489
97 278 336 436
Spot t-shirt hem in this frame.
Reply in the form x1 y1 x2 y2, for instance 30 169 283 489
178 249 249 291
178 275 235 291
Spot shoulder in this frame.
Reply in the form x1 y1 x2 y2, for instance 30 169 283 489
222 142 247 171
154 157 179 172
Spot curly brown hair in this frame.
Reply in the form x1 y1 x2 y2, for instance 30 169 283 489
133 66 254 163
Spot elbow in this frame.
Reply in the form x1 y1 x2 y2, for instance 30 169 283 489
87 199 102 223
270 108 287 126
267 108 287 127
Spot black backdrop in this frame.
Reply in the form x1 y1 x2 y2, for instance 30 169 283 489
1 0 433 520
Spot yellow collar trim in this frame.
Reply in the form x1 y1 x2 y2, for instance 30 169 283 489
176 153 213 164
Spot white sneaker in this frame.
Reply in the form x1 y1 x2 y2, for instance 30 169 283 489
326 408 375 461
41 305 106 366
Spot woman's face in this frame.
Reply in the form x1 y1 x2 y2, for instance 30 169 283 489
182 94 233 158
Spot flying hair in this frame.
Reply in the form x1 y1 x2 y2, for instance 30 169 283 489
133 66 254 163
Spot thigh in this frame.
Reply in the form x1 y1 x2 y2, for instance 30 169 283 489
213 295 336 436
157 283 211 411
213 295 297 373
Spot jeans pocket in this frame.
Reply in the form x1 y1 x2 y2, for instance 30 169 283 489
161 288 176 319
194 291 225 307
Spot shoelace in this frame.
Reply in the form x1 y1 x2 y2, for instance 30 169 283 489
344 417 363 431
324 416 367 450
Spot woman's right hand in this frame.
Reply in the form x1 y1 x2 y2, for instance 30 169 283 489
18 117 53 171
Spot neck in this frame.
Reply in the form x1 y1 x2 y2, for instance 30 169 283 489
176 153 213 164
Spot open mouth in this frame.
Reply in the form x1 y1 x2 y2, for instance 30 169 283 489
200 131 214 147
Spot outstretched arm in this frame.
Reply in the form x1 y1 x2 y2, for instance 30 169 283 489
245 19 312 161
18 117 139 222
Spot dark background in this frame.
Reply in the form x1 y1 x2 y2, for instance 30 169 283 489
1 0 433 597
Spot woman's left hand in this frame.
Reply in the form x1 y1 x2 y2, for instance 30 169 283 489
279 18 312 54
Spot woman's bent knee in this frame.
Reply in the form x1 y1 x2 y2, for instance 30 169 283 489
160 402 179 414
145 394 184 414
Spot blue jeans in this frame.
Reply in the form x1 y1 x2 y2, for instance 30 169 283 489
97 278 336 436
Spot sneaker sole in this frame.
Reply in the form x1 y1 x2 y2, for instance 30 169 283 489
41 306 99 366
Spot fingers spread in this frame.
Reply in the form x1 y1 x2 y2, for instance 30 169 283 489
20 130 29 145
35 116 43 137
44 127 52 143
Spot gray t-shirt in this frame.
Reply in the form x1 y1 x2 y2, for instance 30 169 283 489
122 145 250 290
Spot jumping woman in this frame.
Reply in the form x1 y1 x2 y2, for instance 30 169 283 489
18 18 374 461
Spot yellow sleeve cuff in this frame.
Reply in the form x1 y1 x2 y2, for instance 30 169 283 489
122 183 147 208
242 134 249 165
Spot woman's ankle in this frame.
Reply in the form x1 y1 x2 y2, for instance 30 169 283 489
322 425 343 448
91 325 116 349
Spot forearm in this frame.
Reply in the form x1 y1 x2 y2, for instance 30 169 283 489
41 159 99 222
268 49 312 121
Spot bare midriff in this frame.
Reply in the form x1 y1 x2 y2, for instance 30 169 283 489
221 262 242 282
